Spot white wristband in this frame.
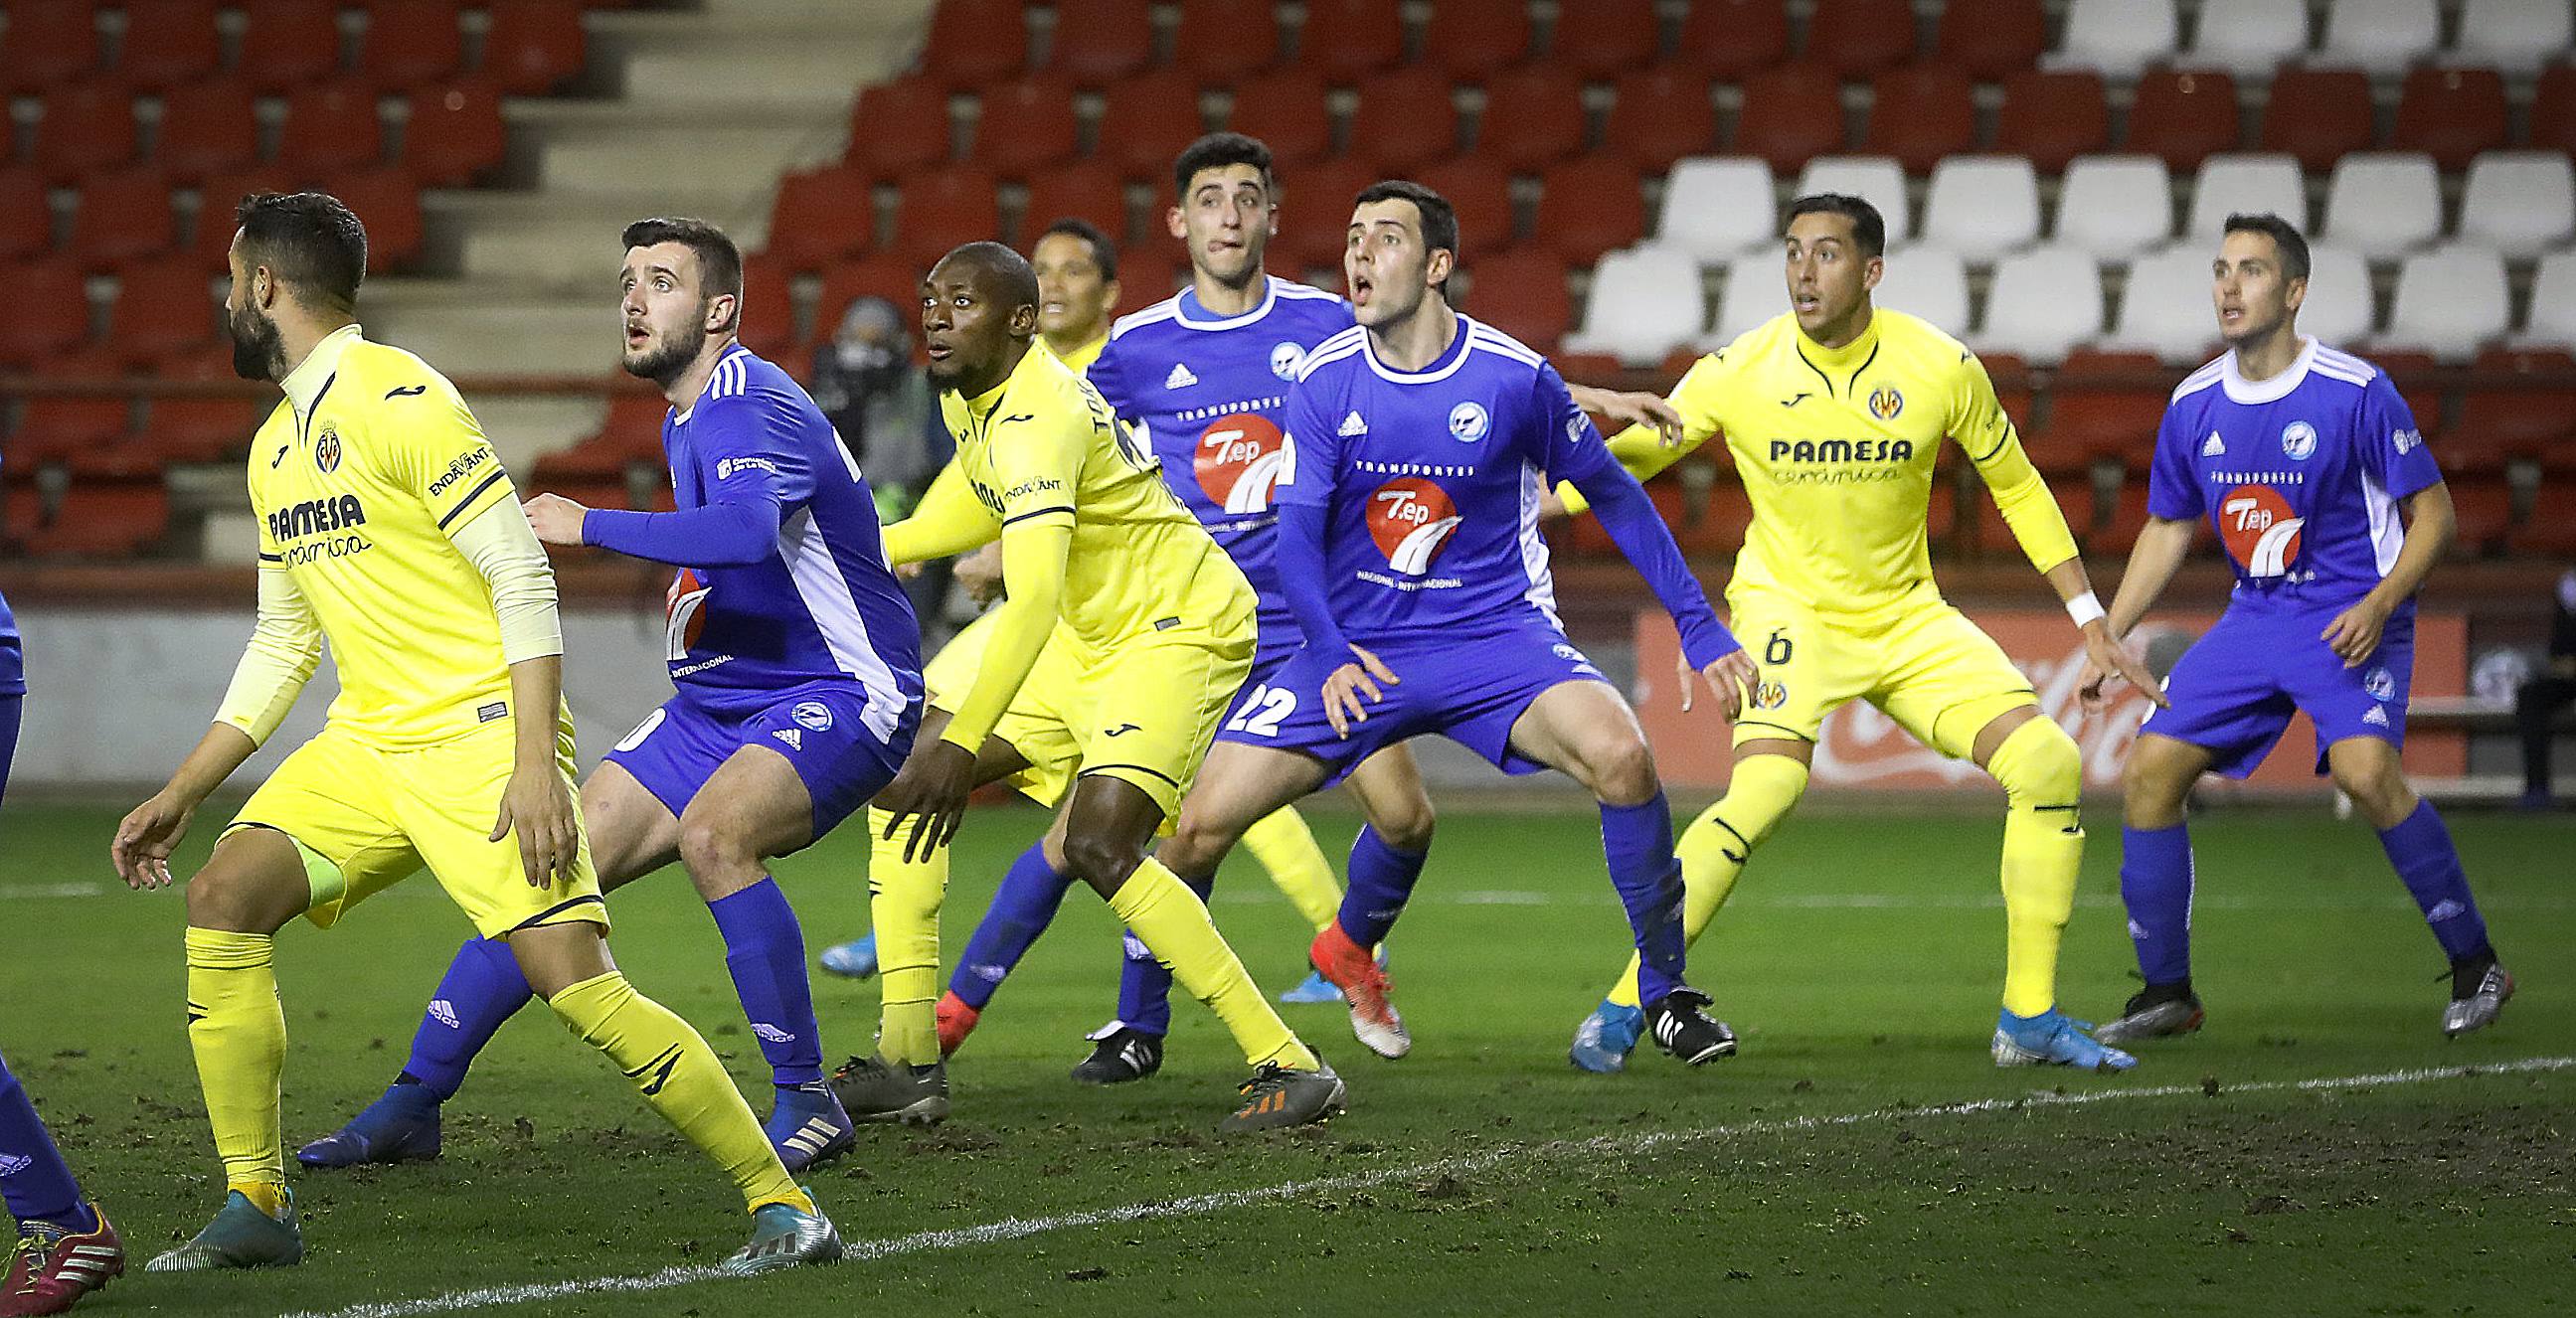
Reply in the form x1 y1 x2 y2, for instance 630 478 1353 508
2065 589 2107 630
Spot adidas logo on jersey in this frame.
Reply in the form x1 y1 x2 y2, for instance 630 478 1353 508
773 728 802 750
2362 705 2391 728
1165 362 1198 390
1338 411 1369 437
2202 431 2227 456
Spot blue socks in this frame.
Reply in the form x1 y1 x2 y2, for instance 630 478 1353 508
948 842 1077 1012
1334 825 1429 948
2378 800 2492 963
0 1049 94 1233
710 878 824 1087
402 935 534 1100
1600 794 1688 1006
2120 823 2196 987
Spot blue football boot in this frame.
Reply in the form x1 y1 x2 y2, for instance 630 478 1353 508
1991 1007 2138 1072
719 1191 841 1275
817 932 878 979
765 1080 857 1173
295 1081 441 1169
1567 999 1645 1073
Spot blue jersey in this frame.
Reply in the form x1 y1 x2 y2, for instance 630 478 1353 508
658 347 922 733
1279 315 1612 640
2149 339 2440 615
0 583 19 697
1088 276 1355 645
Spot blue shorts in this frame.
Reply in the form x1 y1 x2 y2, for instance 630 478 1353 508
604 680 918 843
2140 602 2413 778
1218 623 1608 787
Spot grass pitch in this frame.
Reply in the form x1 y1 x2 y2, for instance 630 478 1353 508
0 796 2565 1316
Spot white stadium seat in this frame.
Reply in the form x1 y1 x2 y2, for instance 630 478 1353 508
1976 247 2104 365
2519 248 2576 347
2182 0 2310 76
2293 246 2376 346
2320 152 2443 257
2054 154 2174 259
2186 154 2307 240
1920 155 2040 260
2379 244 2510 361
1871 246 1970 331
2317 0 2441 75
2050 0 2179 77
2452 0 2575 76
2114 244 2228 364
1563 244 1705 366
1656 157 1779 264
1795 156 1911 243
1711 248 1786 346
2458 151 2576 257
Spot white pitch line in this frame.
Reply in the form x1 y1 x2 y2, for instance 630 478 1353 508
285 1055 2574 1318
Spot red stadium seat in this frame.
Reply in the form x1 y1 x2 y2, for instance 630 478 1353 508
2259 66 2374 173
1804 0 1918 79
237 0 346 92
889 167 1003 266
23 486 171 560
1421 0 1533 80
919 0 1028 89
9 400 132 469
1227 68 1334 165
2446 477 2513 555
1675 0 1791 80
1603 67 1718 173
114 0 223 91
1994 70 2109 174
1094 70 1211 183
1273 154 1378 273
1732 64 1844 173
1295 0 1406 81
2366 349 2444 437
68 167 176 269
1864 65 1975 176
2392 66 2509 172
191 164 298 266
2456 347 2576 458
2082 481 2153 557
358 0 466 91
33 83 138 182
2045 351 2170 466
480 0 588 95
1049 0 1156 85
970 75 1081 176
847 75 955 177
811 256 921 343
734 252 797 357
1549 0 1660 80
2532 64 2576 155
0 260 97 369
1416 154 1517 251
0 1 102 95
1172 0 1283 81
154 79 261 181
1460 249 1570 348
403 82 508 187
104 255 221 366
0 168 53 262
324 166 422 269
277 82 387 176
1356 67 1462 174
1019 159 1130 247
2125 69 2243 171
1932 0 2044 82
1475 64 1587 172
1533 157 1643 264
1114 249 1185 311
766 164 878 272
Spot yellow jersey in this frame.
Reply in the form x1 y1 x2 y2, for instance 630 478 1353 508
1584 308 2078 618
245 325 534 747
1051 332 1107 374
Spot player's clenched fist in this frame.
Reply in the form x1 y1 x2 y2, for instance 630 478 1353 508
522 492 590 546
111 790 195 890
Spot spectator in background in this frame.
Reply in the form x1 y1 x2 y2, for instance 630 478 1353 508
809 293 950 634
2515 567 2576 810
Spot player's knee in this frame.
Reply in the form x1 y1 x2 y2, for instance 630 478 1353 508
2328 747 2414 826
1990 719 2083 808
1063 830 1148 895
184 844 306 934
674 813 760 894
1369 792 1436 853
1585 733 1662 807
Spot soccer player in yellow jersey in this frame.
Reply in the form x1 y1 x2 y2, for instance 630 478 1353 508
106 193 836 1275
839 241 1343 1132
1557 194 2162 1074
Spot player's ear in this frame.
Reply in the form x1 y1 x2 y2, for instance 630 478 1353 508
1423 246 1454 290
1166 205 1188 241
1009 301 1040 337
1861 254 1884 292
2283 273 2308 316
704 291 739 335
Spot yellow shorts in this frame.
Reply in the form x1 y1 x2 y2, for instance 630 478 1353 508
1067 627 1252 819
1729 586 2038 759
225 718 604 939
924 609 1087 808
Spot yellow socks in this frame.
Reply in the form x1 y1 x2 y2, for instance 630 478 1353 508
184 926 288 1213
1608 754 1808 1010
1112 858 1317 1071
546 970 808 1215
1987 719 2087 1018
866 805 947 1067
1240 804 1342 930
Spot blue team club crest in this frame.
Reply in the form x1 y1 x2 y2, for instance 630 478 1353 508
790 701 835 733
2281 421 2318 460
314 424 342 473
1270 341 1304 380
1447 401 1490 443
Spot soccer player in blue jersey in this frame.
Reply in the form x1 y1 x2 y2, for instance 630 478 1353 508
1159 181 1757 1065
2084 214 2513 1042
1 593 126 1315
298 217 924 1173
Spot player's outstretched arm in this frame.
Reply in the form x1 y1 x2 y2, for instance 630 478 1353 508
2081 517 2197 710
539 491 782 568
2321 480 2455 668
879 460 998 567
1552 357 1729 517
1566 462 1752 718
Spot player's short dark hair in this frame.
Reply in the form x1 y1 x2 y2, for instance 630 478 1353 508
941 240 1043 313
1353 180 1460 288
1786 193 1885 258
621 216 746 309
2223 212 2312 281
1173 131 1276 202
234 191 367 314
1036 217 1118 276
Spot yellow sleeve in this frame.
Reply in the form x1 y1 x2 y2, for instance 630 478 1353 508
1555 352 1730 516
392 376 518 535
1956 351 2080 574
881 459 997 565
213 564 323 745
937 519 1072 751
